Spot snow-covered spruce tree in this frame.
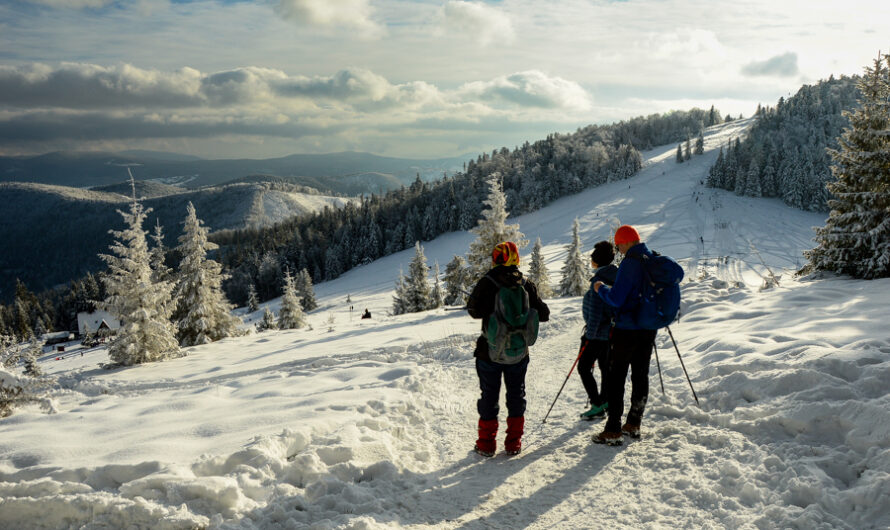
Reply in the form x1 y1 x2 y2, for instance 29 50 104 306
100 178 179 366
527 237 553 298
392 269 409 316
247 284 260 312
22 337 43 377
467 174 527 280
694 131 705 155
149 219 172 285
296 268 318 311
278 269 306 329
399 241 433 313
174 202 242 346
805 53 890 279
0 366 56 418
256 308 276 332
443 255 472 306
676 144 684 163
559 219 590 296
430 262 444 310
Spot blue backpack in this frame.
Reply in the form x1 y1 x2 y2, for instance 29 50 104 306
628 251 684 329
485 275 539 364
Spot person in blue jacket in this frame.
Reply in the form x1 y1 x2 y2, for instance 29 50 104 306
592 225 658 445
578 240 618 420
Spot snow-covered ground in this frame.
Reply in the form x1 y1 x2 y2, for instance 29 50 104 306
2 119 889 529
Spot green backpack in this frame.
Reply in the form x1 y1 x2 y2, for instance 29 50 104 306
485 275 539 364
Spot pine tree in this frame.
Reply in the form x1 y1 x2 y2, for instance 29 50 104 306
100 176 179 366
22 338 43 377
694 131 705 155
806 53 890 278
527 237 553 298
467 174 527 279
174 202 241 346
402 241 433 313
676 144 684 163
684 137 692 161
247 284 260 312
0 363 56 418
559 219 590 296
278 269 306 329
256 308 276 332
430 262 444 309
392 267 409 316
296 268 318 311
443 255 471 306
149 219 172 285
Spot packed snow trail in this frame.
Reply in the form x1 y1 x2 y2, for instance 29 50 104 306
2 122 889 529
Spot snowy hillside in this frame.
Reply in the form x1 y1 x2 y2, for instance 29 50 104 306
1 120 888 529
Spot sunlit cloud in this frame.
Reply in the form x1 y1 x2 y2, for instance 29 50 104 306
458 71 592 111
0 63 594 156
439 0 515 46
275 0 384 39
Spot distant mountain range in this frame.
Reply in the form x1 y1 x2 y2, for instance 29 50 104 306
0 150 470 194
0 179 354 301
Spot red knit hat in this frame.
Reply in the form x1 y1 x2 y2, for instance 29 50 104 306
492 241 520 266
614 225 641 246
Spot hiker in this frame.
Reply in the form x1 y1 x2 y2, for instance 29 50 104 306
578 240 618 421
361 308 371 319
592 225 658 445
467 241 550 456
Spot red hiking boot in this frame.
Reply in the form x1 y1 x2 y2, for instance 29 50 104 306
505 416 524 455
474 418 498 457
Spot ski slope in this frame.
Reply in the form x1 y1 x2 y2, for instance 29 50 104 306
1 120 889 529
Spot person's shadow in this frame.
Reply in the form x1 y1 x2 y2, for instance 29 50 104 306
232 420 624 528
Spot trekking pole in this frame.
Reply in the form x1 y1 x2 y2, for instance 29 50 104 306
666 326 699 405
652 341 665 395
542 340 588 424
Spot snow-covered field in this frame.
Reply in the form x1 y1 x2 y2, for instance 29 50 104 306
2 120 889 529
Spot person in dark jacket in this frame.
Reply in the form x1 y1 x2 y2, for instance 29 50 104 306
578 240 618 420
467 241 550 456
592 225 658 445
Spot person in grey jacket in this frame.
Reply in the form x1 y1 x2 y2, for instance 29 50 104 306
578 240 618 420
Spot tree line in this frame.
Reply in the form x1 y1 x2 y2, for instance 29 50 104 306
706 75 860 211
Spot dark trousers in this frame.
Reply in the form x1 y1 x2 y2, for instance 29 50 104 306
578 338 609 406
605 328 657 432
476 356 529 420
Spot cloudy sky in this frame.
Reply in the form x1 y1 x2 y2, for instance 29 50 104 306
1 0 888 159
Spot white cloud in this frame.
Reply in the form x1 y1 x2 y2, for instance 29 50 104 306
275 0 384 39
0 63 595 157
440 0 515 47
22 0 115 7
458 71 592 111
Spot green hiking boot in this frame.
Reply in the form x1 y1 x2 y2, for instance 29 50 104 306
580 402 608 421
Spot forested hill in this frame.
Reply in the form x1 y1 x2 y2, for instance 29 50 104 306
212 108 720 307
0 181 353 302
706 75 860 211
0 150 467 194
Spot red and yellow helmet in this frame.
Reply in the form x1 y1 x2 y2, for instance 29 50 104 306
492 241 520 267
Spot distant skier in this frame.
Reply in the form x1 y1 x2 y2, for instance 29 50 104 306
361 308 371 319
592 225 658 445
578 241 617 421
467 241 550 457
